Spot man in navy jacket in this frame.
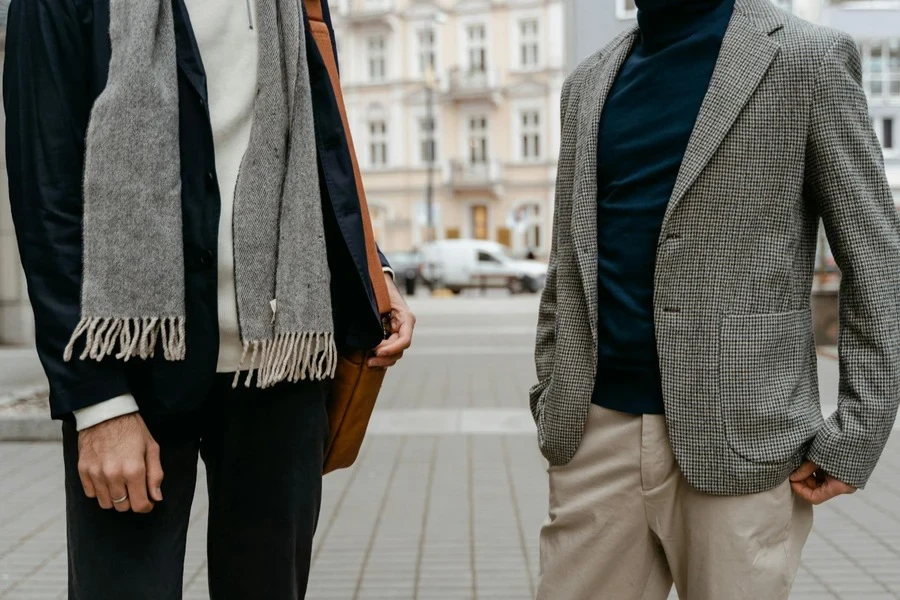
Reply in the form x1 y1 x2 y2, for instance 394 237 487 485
3 0 414 597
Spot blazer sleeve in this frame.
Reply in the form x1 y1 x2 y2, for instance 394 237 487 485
804 34 900 489
3 0 131 419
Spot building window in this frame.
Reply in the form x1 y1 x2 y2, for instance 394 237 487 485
615 0 636 19
417 27 436 77
884 117 895 151
471 205 490 240
513 203 542 253
519 19 540 70
367 35 387 82
521 110 542 161
861 40 900 100
466 24 487 73
468 116 489 164
369 120 388 168
419 117 437 164
370 204 387 244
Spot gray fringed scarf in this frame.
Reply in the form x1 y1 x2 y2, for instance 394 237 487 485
64 0 337 388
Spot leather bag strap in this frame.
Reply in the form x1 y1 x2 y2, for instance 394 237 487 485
304 0 392 322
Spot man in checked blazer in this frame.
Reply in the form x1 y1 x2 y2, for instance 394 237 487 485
531 0 900 598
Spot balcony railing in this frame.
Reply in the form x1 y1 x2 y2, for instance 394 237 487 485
445 68 502 102
448 160 504 194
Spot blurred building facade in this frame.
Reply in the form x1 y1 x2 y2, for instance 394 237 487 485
0 0 35 345
1 0 897 343
331 0 566 256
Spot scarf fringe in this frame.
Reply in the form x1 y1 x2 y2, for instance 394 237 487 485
233 332 337 389
63 316 186 363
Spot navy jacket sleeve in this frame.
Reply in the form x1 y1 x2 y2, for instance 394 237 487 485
3 0 130 419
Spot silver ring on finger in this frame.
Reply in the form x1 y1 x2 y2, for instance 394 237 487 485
112 493 129 505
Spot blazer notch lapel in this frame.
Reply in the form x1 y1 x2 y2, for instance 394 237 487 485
662 13 779 226
571 31 637 347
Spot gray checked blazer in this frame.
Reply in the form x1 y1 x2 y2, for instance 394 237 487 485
531 0 900 495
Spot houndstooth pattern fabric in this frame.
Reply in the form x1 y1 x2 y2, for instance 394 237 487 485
531 0 900 495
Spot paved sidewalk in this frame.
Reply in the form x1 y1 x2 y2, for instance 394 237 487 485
0 348 44 401
1 297 899 599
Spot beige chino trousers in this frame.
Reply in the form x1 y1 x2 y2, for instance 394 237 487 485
537 406 813 600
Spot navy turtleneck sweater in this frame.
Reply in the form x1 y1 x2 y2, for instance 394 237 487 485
592 0 735 415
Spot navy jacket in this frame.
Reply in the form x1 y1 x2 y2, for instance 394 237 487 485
3 0 389 421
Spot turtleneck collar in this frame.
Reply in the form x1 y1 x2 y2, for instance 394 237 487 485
635 0 732 52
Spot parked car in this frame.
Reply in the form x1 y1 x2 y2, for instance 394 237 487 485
385 251 424 295
420 239 547 294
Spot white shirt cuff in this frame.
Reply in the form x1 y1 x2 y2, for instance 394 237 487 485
73 395 140 431
382 266 394 279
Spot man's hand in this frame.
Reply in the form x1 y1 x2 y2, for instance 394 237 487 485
790 461 856 505
77 413 164 514
369 273 416 369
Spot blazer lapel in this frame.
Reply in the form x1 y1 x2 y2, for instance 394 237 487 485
661 8 781 229
571 31 638 348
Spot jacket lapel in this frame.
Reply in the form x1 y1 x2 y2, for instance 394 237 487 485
661 5 782 230
571 31 638 347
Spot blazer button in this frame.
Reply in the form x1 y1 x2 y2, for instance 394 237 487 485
199 249 214 267
206 171 217 187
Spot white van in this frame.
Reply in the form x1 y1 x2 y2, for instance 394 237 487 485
420 239 548 294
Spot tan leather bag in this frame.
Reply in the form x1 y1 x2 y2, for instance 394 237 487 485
305 0 393 474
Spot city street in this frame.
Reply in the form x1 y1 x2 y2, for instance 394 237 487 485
0 296 899 599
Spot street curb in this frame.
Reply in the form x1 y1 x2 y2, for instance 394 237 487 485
0 414 61 442
0 384 58 442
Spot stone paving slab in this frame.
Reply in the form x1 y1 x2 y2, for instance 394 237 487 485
1 297 899 599
1 435 900 599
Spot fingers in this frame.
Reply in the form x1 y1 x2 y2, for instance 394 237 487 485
146 441 164 503
105 460 140 513
374 317 414 359
107 478 132 513
78 462 97 500
370 333 405 368
791 480 817 504
124 460 153 514
92 473 115 510
790 461 818 482
793 481 834 505
791 476 852 505
78 450 161 513
78 458 116 509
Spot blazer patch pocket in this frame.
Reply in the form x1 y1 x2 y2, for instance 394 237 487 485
719 309 818 465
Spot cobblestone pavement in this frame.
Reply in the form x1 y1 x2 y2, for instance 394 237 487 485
1 297 899 599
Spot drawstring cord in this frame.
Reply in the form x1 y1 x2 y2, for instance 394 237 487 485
246 0 254 29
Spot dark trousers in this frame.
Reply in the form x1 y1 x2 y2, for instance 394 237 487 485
62 376 330 600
